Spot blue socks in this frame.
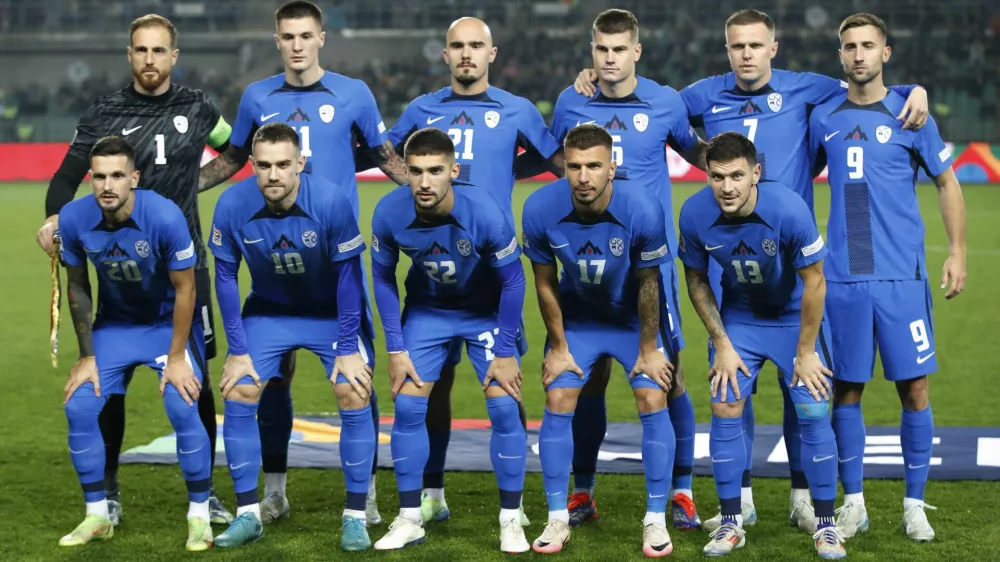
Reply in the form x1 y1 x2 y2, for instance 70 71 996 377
224 399 262 507
781 379 808 490
832 403 865 495
741 396 754 488
65 384 108 503
901 406 934 501
797 409 838 521
391 394 429 508
710 416 745 515
370 389 380 475
640 407 675 514
340 405 375 512
164 387 211 502
540 409 574 512
487 395 527 509
571 395 605 492
258 381 293 474
668 392 695 493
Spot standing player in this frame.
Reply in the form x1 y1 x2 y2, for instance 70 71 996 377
36 14 233 526
198 0 405 526
373 16 561 525
208 123 377 550
679 132 844 559
58 137 213 551
572 8 932 532
368 129 529 553
525 124 677 557
551 9 706 530
810 13 966 543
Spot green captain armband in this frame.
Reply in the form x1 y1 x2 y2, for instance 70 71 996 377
207 116 232 149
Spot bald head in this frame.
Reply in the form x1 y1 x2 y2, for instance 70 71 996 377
443 17 496 90
447 17 493 46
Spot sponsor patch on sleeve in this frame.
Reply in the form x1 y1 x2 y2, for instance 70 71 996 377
378 121 386 134
211 225 222 246
371 234 380 252
641 244 668 261
802 235 825 257
338 234 364 254
938 146 951 163
176 241 195 261
495 237 518 261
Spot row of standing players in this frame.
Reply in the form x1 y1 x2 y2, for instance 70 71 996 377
42 4 967 559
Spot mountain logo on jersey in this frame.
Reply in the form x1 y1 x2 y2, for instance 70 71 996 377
609 237 624 257
420 241 450 257
633 113 649 132
844 125 868 142
767 93 782 112
484 111 500 129
451 111 475 126
319 104 335 124
287 108 311 122
761 238 777 257
876 125 892 144
105 242 130 259
731 240 757 256
457 238 473 257
604 115 629 131
301 231 318 248
739 100 763 115
577 241 604 256
273 235 298 250
134 240 151 259
173 115 189 134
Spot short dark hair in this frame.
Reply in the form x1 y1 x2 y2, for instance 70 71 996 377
252 122 300 152
725 9 775 40
705 132 757 167
564 123 613 153
593 9 639 42
404 128 455 160
130 14 178 48
839 13 888 40
90 136 136 166
276 0 323 27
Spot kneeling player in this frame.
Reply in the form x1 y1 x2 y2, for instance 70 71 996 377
59 137 213 550
369 129 530 553
525 124 676 558
678 133 843 559
209 123 376 550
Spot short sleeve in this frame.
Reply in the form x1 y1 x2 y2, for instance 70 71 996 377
516 101 561 159
353 81 388 149
57 209 85 267
480 205 521 268
369 200 400 267
66 100 106 162
326 196 366 262
229 87 259 150
387 103 419 151
630 200 669 269
807 109 826 166
520 197 554 265
677 200 709 272
798 72 847 106
783 195 827 270
663 89 698 153
161 204 196 271
679 79 710 127
913 116 953 178
208 196 241 264
550 92 573 143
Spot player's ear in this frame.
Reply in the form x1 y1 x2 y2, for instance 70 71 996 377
882 45 891 63
318 30 326 48
273 33 280 50
634 42 642 62
130 169 140 188
451 162 461 180
771 40 779 58
297 154 307 173
752 162 762 184
488 46 498 64
608 159 617 179
171 48 179 66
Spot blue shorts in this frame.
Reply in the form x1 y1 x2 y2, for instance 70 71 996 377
402 306 523 385
660 259 685 361
93 319 206 395
708 319 834 406
545 320 667 391
444 317 529 367
827 280 936 383
243 315 376 385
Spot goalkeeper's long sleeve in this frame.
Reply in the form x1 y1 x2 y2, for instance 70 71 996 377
214 257 247 355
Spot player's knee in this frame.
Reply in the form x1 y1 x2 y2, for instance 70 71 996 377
394 393 428 428
633 387 668 413
794 401 831 421
162 390 203 428
834 380 865 406
227 380 263 404
333 382 369 410
896 376 930 410
545 387 580 414
64 391 104 424
278 350 297 382
711 400 744 419
486 395 522 434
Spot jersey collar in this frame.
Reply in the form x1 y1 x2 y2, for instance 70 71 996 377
125 84 175 105
441 88 496 104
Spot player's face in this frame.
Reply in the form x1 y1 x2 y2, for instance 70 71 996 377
90 155 139 214
275 17 326 73
592 31 641 85
127 26 177 93
565 145 616 206
443 20 497 86
407 154 459 212
252 140 306 204
708 157 761 216
839 26 891 86
725 23 777 85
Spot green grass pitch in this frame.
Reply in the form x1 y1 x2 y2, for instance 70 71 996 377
1 181 998 561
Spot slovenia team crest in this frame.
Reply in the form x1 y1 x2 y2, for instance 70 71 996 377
457 238 473 257
173 115 188 134
134 240 150 258
302 231 318 248
320 104 335 123
609 237 624 257
484 111 500 129
633 113 649 132
761 238 777 257
767 93 782 112
876 125 892 144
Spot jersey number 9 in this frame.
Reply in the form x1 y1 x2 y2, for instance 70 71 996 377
847 146 864 179
272 252 305 275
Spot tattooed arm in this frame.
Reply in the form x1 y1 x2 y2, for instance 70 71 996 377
199 144 250 192
683 264 730 346
369 140 409 186
65 264 94 357
635 266 662 353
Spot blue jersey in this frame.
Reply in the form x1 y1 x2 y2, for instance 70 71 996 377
370 185 521 314
551 76 698 255
209 173 367 320
58 190 196 325
522 178 669 326
677 183 826 327
230 72 388 217
809 91 953 283
387 86 560 222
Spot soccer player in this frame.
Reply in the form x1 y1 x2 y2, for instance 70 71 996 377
810 13 966 543
550 9 706 530
369 128 529 553
36 14 233 526
525 124 676 557
679 132 844 559
372 16 560 525
198 0 405 526
58 136 213 551
574 9 931 532
208 122 377 550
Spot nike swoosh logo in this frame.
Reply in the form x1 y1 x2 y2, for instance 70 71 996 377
648 494 665 498
498 454 523 459
229 462 249 470
825 131 840 142
813 455 834 462
261 112 280 122
84 248 101 254
399 246 418 251
705 244 724 251
908 464 926 470
550 243 569 249
345 460 365 466
243 237 264 244
179 447 202 454
711 457 734 463
838 456 857 463
711 106 730 114
427 116 445 124
122 126 142 135
575 120 597 126
392 457 408 463
69 447 91 454
546 491 563 496
917 352 935 364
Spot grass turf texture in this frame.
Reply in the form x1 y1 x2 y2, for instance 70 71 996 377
2 181 998 561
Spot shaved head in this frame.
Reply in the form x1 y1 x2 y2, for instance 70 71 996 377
443 16 496 93
447 17 493 46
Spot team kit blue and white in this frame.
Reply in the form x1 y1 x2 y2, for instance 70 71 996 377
810 90 951 507
522 179 677 526
59 190 211 511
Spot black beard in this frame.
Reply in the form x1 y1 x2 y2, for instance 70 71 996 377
455 73 479 86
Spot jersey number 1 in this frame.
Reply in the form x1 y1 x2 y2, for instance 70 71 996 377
154 134 167 165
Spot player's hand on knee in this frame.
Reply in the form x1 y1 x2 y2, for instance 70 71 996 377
941 252 967 299
64 356 99 404
332 352 373 401
710 343 750 402
387 351 421 399
630 349 674 393
792 352 833 402
36 215 58 257
542 346 584 388
483 355 522 400
573 68 599 96
220 353 259 399
161 355 201 406
897 87 929 130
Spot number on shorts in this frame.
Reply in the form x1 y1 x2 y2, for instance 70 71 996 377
155 350 194 370
424 260 457 283
478 328 499 361
909 319 930 352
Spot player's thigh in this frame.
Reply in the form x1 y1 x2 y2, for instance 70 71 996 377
765 322 834 409
660 260 685 358
609 325 669 392
443 339 464 369
93 323 144 396
544 326 603 391
194 268 217 361
707 326 765 404
874 280 937 381
139 320 207 382
402 307 461 384
243 315 299 384
826 281 877 383
301 317 377 384
461 315 525 386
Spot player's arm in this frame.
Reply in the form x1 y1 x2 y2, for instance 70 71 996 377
199 144 250 192
532 260 567 348
683 264 729 346
486 221 526 359
166 266 196 361
213 257 247 354
804 73 929 130
665 88 709 171
513 101 565 179
64 264 94 357
368 140 409 186
634 266 661 352
795 260 827 359
933 167 967 298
